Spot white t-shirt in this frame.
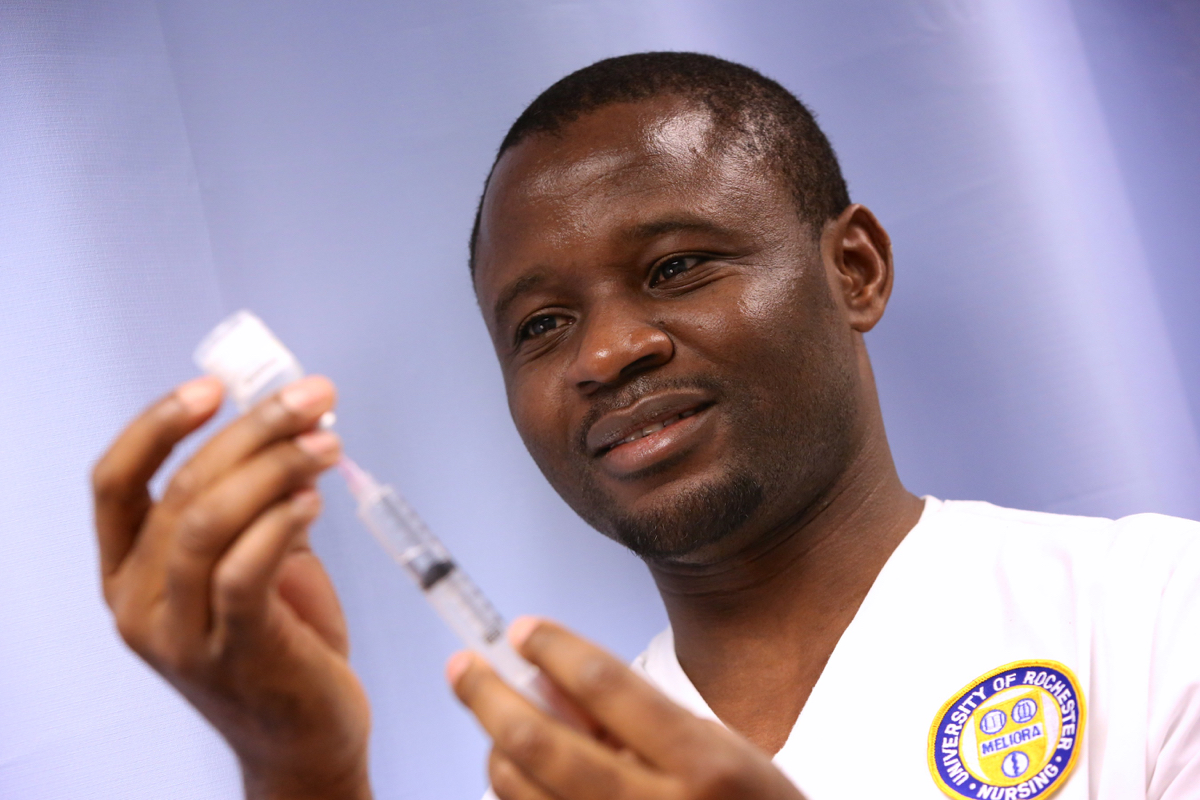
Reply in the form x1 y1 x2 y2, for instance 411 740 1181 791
632 498 1200 799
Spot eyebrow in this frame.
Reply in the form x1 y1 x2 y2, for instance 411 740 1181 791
623 217 737 241
492 271 548 324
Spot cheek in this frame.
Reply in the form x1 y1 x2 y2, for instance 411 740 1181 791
739 257 845 351
506 369 575 469
740 272 803 325
676 270 816 369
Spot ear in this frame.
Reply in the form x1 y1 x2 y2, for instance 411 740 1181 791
822 204 893 333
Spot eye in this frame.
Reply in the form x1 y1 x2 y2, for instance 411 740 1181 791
518 313 567 342
651 255 701 286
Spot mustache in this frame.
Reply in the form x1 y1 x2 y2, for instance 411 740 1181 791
574 374 727 455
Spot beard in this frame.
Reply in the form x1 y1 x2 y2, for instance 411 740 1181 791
581 465 765 560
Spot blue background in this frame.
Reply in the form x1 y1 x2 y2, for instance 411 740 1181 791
2 1 1197 797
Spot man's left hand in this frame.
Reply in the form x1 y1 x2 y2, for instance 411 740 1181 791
448 618 806 800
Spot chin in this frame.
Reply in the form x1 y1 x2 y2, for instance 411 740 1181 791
581 468 765 561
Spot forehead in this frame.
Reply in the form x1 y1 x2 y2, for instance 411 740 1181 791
473 97 792 309
496 99 719 200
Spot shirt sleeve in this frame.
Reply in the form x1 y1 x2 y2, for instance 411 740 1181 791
1145 519 1200 800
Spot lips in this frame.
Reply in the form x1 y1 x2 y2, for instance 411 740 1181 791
608 407 703 449
586 390 714 457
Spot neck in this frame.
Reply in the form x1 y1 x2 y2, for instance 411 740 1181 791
646 425 922 755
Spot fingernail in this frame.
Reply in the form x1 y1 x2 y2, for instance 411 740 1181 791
176 376 223 415
291 487 321 514
280 376 334 413
295 430 340 459
446 651 473 684
508 616 541 650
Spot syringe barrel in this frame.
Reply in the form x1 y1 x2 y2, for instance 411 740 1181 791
357 489 559 714
356 485 455 589
426 569 562 716
427 570 533 670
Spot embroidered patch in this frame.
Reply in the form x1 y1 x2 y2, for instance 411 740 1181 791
928 660 1085 800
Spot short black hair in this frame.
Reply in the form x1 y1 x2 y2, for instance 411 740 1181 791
469 51 851 276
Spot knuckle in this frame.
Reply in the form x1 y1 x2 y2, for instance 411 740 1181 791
262 442 321 490
145 626 198 675
498 717 552 766
162 466 201 507
113 608 148 652
574 655 626 702
487 751 523 799
254 395 297 433
90 458 124 502
175 504 219 556
451 660 479 700
212 562 256 614
581 764 623 800
283 442 322 477
101 577 126 612
114 610 199 676
688 754 751 799
292 491 321 519
284 502 318 531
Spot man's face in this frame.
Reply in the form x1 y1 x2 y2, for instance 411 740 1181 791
473 97 863 563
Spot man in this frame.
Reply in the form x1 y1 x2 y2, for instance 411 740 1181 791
92 53 1200 799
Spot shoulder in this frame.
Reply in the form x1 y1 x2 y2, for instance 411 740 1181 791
930 498 1200 564
936 497 1200 534
910 499 1200 630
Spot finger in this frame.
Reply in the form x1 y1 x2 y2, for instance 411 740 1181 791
489 749 560 800
93 376 223 578
509 618 703 771
449 652 674 800
211 488 322 640
157 375 335 517
276 549 350 656
163 430 341 633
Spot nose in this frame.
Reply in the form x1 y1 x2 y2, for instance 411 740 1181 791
566 301 673 392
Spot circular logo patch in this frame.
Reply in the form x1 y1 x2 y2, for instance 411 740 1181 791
928 660 1085 799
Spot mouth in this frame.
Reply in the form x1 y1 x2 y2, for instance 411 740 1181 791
599 405 709 455
586 388 717 461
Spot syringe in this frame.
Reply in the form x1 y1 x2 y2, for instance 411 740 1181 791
337 456 553 709
194 310 574 720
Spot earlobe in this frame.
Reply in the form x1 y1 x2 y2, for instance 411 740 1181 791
825 204 893 333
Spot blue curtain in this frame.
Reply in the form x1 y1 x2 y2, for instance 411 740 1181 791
2 1 1197 797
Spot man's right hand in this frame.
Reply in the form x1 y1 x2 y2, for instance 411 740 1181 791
91 375 372 800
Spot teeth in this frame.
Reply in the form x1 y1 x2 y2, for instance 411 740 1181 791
613 409 699 448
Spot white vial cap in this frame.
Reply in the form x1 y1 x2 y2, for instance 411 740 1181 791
194 310 307 412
